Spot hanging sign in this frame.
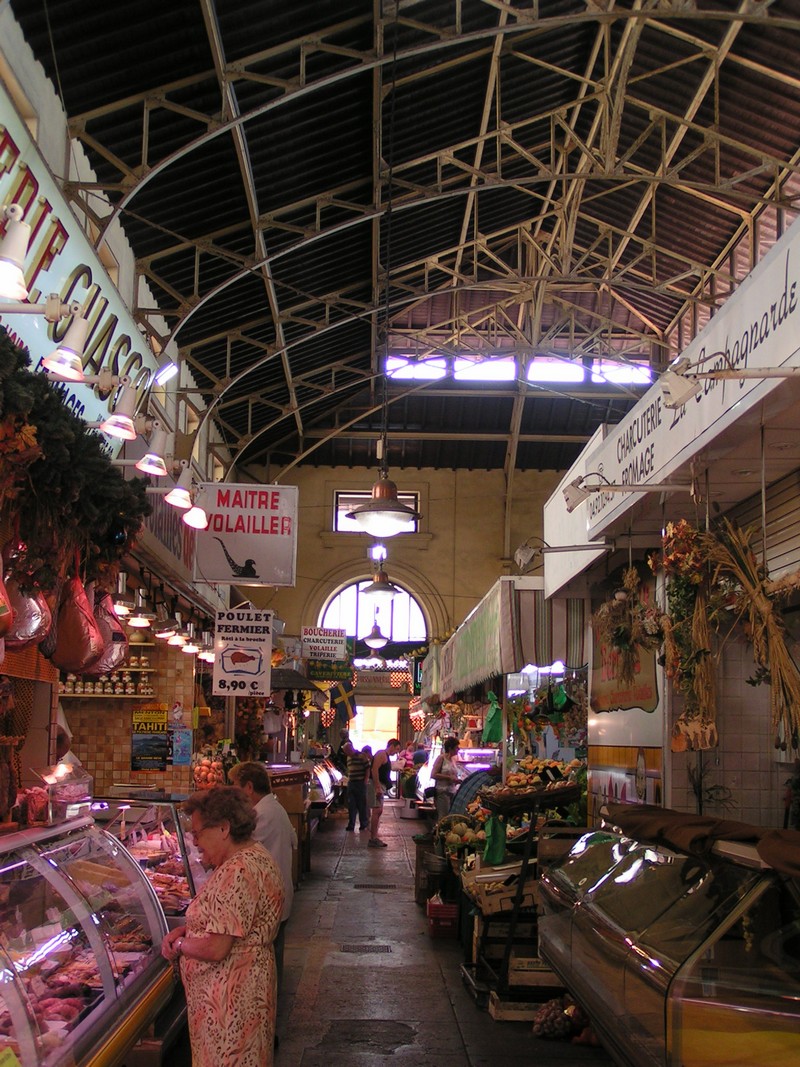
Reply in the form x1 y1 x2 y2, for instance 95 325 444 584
194 484 298 586
213 608 273 697
306 638 355 681
301 626 348 661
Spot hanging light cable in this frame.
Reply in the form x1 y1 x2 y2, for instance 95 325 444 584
346 26 421 539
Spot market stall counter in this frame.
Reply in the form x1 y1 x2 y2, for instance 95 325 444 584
0 816 173 1067
538 806 800 1067
267 764 311 883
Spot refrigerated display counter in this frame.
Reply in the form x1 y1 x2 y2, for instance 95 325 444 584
92 796 206 927
538 806 800 1067
0 817 173 1067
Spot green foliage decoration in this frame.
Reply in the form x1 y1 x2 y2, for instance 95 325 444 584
0 328 151 592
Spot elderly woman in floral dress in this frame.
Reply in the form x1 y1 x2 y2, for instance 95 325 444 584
161 786 284 1067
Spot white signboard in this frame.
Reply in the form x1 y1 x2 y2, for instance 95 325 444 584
0 90 160 442
583 213 800 537
194 483 298 586
301 626 347 661
213 608 273 696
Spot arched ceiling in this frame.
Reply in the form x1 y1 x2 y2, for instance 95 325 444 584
13 0 800 479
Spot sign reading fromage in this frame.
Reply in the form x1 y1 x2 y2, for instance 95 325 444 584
584 214 800 536
194 483 298 586
0 90 160 437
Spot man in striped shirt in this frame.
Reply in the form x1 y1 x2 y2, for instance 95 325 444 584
344 741 371 831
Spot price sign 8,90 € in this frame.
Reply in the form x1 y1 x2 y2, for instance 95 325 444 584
213 609 273 697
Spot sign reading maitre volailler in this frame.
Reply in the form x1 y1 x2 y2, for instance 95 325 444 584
301 626 348 661
194 483 299 586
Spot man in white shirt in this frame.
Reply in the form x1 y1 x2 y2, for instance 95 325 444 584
229 761 297 987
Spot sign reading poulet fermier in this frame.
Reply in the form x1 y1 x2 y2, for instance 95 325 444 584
213 609 273 697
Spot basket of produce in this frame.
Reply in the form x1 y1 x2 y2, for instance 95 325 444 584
435 813 485 855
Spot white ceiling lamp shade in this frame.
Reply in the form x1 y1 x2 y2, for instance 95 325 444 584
0 204 30 300
182 486 209 529
562 472 692 513
361 567 399 603
135 422 170 477
363 614 388 649
99 379 138 440
346 470 421 537
167 613 188 646
164 464 193 509
127 590 156 628
113 572 134 617
181 624 200 654
41 313 91 382
197 631 216 662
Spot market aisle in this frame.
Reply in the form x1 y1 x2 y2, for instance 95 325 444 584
274 802 614 1067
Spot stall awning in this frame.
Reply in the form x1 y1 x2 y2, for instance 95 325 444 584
271 667 327 692
439 577 587 699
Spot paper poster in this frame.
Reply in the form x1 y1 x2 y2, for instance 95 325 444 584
169 728 193 766
213 608 273 697
131 705 169 772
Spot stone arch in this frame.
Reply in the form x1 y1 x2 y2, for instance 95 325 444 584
302 557 451 641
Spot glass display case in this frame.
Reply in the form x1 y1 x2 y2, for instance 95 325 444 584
538 827 800 1067
91 796 206 925
0 816 172 1067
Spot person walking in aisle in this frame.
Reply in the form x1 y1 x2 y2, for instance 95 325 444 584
228 762 297 990
368 738 401 848
342 740 371 832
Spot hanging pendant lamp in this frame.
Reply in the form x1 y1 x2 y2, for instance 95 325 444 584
362 566 399 603
363 620 388 650
346 468 420 537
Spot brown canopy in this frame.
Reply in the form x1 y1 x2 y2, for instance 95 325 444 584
606 803 800 878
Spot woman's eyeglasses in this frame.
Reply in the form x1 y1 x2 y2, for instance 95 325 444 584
190 824 218 842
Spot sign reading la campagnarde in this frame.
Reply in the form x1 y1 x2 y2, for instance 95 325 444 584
213 608 273 697
194 483 299 586
584 214 800 537
0 91 161 442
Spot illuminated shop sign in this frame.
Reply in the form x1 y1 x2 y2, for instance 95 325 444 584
0 90 159 435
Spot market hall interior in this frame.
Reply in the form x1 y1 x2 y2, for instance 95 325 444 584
170 801 613 1067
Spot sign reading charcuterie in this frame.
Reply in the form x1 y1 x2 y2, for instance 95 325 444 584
213 609 273 697
301 626 348 661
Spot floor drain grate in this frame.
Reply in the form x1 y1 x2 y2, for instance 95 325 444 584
353 883 397 890
340 943 393 954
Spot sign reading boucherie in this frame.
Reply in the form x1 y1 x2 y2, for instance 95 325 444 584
213 609 273 697
301 626 348 661
194 484 298 586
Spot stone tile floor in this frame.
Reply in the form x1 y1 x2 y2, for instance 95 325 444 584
273 801 615 1067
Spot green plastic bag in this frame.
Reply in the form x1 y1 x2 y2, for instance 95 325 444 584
481 691 502 743
482 814 506 866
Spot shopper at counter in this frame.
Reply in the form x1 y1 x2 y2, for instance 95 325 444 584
431 736 461 819
343 742 371 832
161 786 284 1067
228 761 297 987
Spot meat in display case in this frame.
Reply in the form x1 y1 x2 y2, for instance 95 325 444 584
91 796 206 924
0 816 172 1067
538 807 800 1067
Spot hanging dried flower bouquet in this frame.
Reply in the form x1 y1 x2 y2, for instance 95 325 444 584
701 518 800 753
651 519 718 751
592 566 668 689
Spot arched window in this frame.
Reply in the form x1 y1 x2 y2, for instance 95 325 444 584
319 579 427 646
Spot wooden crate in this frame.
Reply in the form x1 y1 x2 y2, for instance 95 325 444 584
507 953 563 990
488 991 543 1022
